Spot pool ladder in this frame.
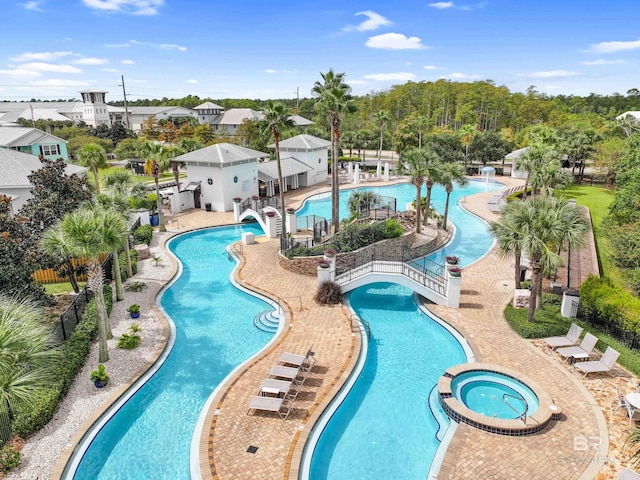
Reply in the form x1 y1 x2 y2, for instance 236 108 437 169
503 392 528 425
350 314 371 340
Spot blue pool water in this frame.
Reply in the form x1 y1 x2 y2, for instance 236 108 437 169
308 283 467 479
306 180 504 479
72 223 271 479
452 372 539 419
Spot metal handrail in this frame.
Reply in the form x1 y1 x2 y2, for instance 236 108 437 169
503 392 528 425
227 243 243 260
350 314 371 340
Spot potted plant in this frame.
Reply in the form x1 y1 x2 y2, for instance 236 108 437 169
265 211 276 217
324 249 336 258
445 255 460 265
127 303 140 318
252 195 260 201
90 364 109 388
448 267 462 277
286 207 296 214
233 197 242 203
317 259 331 269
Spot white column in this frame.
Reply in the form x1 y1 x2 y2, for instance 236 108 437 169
376 161 382 178
446 271 461 308
347 163 353 182
383 162 390 181
265 214 278 238
286 212 297 236
354 163 360 184
317 266 333 286
233 202 241 222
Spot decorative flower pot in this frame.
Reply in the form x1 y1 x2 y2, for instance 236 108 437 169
94 379 108 388
130 312 140 319
266 212 276 217
149 213 159 227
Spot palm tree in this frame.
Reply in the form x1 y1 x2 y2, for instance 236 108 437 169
0 296 59 422
396 148 438 233
313 69 357 233
78 143 108 193
420 149 443 225
499 196 588 321
140 141 172 233
103 170 147 279
438 162 468 230
44 208 126 361
261 100 294 249
412 115 429 149
490 201 528 289
374 110 389 162
40 226 82 294
459 124 476 167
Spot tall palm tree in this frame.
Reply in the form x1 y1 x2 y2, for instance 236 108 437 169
420 149 443 224
103 170 147 279
0 296 59 421
313 69 357 233
140 141 172 233
437 162 468 230
500 196 588 321
374 110 389 162
396 148 436 233
78 143 108 193
261 100 294 249
44 209 126 361
412 115 429 149
459 124 476 167
40 226 82 294
490 201 527 289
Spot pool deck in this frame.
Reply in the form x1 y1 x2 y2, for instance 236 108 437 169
51 175 638 479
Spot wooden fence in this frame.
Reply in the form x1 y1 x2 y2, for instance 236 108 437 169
32 253 109 284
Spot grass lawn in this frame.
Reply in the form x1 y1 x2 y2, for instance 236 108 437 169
555 184 624 286
44 281 86 295
86 165 187 190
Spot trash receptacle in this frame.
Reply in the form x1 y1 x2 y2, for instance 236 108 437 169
205 203 212 212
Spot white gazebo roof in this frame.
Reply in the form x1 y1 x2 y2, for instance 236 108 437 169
257 156 312 181
270 134 330 151
505 147 529 160
173 143 268 166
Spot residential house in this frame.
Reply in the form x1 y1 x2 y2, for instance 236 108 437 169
0 148 86 212
0 126 69 162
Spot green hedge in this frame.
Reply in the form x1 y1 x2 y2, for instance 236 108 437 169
134 224 154 246
580 275 640 334
11 285 113 439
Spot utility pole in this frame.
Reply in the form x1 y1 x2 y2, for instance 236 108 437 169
120 75 131 129
296 87 299 113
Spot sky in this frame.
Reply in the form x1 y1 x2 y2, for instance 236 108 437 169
1 0 639 102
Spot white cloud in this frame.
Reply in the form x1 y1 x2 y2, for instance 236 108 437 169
343 11 392 32
128 40 187 51
105 43 130 48
73 57 109 65
424 65 445 70
28 79 89 87
21 1 45 11
429 2 454 8
366 33 427 50
186 79 198 84
0 68 42 78
10 51 73 62
82 0 163 15
581 58 627 65
364 72 416 81
347 79 368 85
121 59 135 64
265 69 278 74
518 70 578 78
101 68 119 72
589 38 640 54
17 62 83 74
441 72 482 80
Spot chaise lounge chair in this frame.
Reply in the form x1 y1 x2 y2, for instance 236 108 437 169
543 323 584 350
269 364 309 386
247 395 294 419
619 468 640 480
556 332 598 363
260 378 301 400
574 346 620 377
278 346 316 373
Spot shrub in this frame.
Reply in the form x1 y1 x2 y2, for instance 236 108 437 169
0 440 21 474
503 303 571 339
314 281 342 305
11 285 112 439
133 224 154 246
382 219 403 238
117 331 141 349
124 280 147 292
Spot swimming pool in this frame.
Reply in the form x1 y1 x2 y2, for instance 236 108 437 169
303 180 503 479
69 224 273 479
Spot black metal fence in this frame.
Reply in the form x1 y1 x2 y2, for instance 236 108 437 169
357 195 397 220
578 305 640 351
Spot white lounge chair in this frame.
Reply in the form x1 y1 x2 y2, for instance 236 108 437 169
269 364 309 386
611 387 630 414
620 468 640 480
557 332 598 363
574 346 620 377
543 323 584 350
247 395 293 419
278 346 316 373
260 378 300 400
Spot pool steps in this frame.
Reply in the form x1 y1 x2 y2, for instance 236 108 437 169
253 308 280 333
